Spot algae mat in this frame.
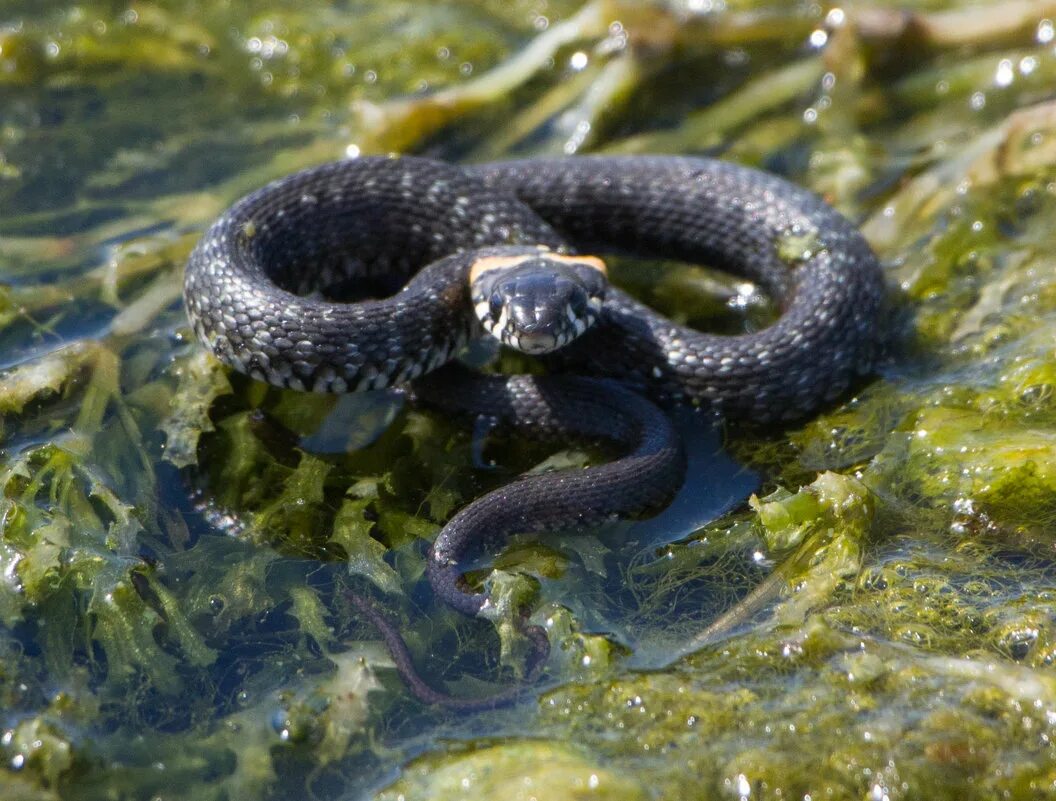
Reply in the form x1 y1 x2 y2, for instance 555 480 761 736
4 1 1056 799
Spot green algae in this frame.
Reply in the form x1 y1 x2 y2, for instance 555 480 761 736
376 741 650 801
5 0 1056 799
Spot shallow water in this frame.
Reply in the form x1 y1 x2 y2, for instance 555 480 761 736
5 1 1056 799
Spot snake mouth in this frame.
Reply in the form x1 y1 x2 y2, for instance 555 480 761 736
507 326 567 355
511 332 559 355
470 249 607 355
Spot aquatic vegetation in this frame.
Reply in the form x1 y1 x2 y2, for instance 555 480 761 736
5 0 1056 799
376 741 650 801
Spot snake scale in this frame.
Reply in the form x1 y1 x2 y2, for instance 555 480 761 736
184 155 885 708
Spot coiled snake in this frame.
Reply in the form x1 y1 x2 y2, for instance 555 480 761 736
184 155 885 708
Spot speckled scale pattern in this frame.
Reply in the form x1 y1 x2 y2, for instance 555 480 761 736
466 156 886 421
184 154 885 676
184 156 565 393
413 366 686 617
186 154 884 420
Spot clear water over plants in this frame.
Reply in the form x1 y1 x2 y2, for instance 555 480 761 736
4 1 1056 798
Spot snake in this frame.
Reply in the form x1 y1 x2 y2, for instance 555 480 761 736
183 154 885 708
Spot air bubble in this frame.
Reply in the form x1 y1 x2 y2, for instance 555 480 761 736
994 58 1014 88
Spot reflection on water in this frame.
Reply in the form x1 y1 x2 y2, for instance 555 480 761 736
5 1 1056 799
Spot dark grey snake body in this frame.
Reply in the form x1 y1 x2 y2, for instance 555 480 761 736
184 155 884 420
351 363 685 710
184 155 885 708
416 365 686 619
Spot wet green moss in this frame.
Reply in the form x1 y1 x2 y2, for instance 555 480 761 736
377 741 650 801
5 0 1056 798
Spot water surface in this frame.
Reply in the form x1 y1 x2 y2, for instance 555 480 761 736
4 1 1056 799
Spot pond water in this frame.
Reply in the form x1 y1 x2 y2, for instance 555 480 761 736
5 1 1056 799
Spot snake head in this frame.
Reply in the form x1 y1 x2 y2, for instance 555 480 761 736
469 247 607 355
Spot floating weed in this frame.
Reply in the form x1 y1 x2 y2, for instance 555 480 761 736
376 741 650 801
9 0 1056 798
160 350 234 469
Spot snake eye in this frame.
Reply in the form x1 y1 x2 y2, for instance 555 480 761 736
488 292 504 321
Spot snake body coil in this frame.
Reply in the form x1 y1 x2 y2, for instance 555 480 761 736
185 155 884 420
184 155 885 707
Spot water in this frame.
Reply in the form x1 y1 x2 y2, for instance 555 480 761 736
4 1 1056 799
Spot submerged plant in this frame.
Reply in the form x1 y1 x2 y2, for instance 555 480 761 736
5 0 1056 799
